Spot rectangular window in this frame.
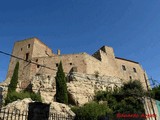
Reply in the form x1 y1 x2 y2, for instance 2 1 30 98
56 63 59 67
122 65 126 71
133 68 137 73
129 76 132 80
36 59 38 62
26 53 29 61
28 44 30 48
47 76 50 80
37 65 40 68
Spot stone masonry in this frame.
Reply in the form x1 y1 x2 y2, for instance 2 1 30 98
6 37 149 89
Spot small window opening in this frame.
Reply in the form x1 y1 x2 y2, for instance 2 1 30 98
37 65 40 68
56 63 59 67
129 76 132 80
28 44 30 48
133 68 137 73
122 65 126 71
36 59 38 62
47 76 50 80
21 48 23 51
70 63 72 65
26 53 29 61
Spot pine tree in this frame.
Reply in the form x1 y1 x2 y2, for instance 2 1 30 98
8 62 19 92
55 61 68 104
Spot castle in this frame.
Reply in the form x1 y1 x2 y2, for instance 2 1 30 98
6 37 149 89
5 37 160 120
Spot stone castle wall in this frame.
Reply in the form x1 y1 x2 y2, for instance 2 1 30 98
6 38 149 89
30 53 87 78
7 39 34 85
6 38 54 88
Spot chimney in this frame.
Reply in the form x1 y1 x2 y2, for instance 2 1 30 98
57 49 61 55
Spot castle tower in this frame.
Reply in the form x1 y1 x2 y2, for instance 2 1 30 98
6 38 53 88
92 46 121 77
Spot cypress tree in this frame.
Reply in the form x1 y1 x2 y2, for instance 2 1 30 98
8 62 19 92
55 61 68 104
5 62 19 105
5 62 42 105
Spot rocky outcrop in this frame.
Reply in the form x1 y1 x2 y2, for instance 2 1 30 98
0 72 123 107
31 74 56 103
30 72 122 106
50 101 75 116
3 98 32 111
67 80 95 105
2 98 75 116
67 72 123 106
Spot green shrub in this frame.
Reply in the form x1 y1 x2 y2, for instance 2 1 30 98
72 102 112 120
5 61 42 105
94 80 146 119
30 92 42 102
150 85 160 101
5 91 20 104
5 91 42 105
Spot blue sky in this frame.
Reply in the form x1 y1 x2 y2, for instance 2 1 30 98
0 0 160 85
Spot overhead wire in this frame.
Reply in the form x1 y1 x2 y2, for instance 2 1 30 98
1 49 159 119
0 50 159 90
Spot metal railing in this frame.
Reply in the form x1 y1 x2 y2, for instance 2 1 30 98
0 108 74 120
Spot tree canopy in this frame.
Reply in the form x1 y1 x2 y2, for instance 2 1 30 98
94 80 145 119
151 85 160 101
